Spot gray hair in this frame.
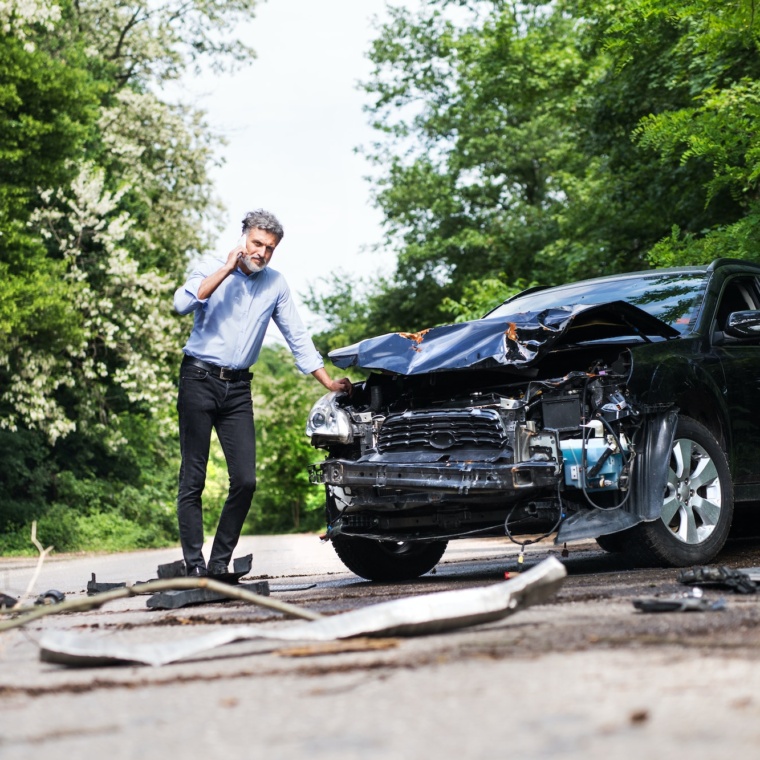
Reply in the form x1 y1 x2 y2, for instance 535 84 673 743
241 209 284 243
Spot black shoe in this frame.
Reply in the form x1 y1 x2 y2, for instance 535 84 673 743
207 562 228 577
186 565 207 577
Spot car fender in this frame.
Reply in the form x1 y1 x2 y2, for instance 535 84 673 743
556 409 678 543
630 349 730 451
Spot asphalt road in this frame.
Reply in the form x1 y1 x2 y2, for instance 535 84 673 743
3 527 760 760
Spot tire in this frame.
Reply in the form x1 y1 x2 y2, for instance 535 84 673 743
331 535 448 581
595 532 627 553
622 416 733 567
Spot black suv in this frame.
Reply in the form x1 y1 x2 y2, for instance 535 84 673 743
307 259 760 580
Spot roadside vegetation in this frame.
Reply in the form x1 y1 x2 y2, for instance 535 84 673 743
2 0 759 555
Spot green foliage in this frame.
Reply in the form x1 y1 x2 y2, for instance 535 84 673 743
35 504 82 553
0 472 179 555
73 510 170 553
442 278 531 322
0 0 255 556
648 214 760 268
0 19 100 359
310 0 760 350
305 275 388 355
245 346 327 534
354 2 593 331
603 0 760 266
0 23 101 210
0 429 52 533
0 422 179 555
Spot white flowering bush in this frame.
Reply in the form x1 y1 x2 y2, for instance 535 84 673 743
0 0 61 42
2 164 181 448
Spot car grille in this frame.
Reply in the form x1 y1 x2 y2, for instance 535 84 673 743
377 408 509 453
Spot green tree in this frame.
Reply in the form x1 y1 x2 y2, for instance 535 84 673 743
357 2 592 332
0 8 102 359
310 0 759 349
0 0 257 553
597 0 760 266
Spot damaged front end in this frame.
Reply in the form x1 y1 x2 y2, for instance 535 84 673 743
308 302 681 551
309 355 672 546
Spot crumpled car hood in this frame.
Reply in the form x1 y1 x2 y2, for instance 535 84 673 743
328 301 679 375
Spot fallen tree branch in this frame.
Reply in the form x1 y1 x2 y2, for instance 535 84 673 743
0 577 322 632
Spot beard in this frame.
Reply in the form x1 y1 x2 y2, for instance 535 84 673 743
242 255 267 273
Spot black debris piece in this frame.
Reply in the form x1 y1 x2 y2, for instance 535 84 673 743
89 553 256 597
157 559 187 579
209 554 253 584
155 554 253 584
87 574 154 595
233 554 253 574
146 580 270 610
87 573 127 595
633 595 726 613
1 592 18 609
35 589 65 606
677 565 757 595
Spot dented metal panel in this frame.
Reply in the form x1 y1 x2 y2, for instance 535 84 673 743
329 301 678 375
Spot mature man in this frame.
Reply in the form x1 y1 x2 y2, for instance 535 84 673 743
173 209 351 577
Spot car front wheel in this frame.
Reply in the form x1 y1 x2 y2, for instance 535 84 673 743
623 416 733 567
331 535 448 581
595 532 626 553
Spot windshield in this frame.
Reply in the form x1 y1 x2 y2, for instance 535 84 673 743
486 272 709 334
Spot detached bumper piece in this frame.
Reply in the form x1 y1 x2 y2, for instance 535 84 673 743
678 565 757 594
146 554 270 610
86 555 268 610
146 580 270 610
310 459 561 494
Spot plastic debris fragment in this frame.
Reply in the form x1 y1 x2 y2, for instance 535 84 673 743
677 565 757 595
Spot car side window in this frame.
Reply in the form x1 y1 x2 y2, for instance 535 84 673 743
715 277 760 332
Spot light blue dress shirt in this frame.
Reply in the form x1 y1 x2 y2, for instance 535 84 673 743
174 256 324 374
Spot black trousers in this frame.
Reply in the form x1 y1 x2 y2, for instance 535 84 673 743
176 362 256 571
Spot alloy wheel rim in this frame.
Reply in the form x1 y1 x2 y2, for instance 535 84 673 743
661 437 722 544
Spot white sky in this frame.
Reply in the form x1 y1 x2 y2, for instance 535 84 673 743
172 0 401 338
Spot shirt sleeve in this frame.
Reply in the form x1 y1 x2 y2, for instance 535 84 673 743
272 279 325 375
173 258 217 315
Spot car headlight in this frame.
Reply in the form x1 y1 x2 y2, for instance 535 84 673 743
305 392 353 443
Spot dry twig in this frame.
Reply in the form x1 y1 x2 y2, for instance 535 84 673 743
21 521 53 604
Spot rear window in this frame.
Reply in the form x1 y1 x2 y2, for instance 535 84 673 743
487 272 708 334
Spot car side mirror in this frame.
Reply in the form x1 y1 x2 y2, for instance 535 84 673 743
724 310 760 339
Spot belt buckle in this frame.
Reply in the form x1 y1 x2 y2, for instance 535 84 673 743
219 366 233 381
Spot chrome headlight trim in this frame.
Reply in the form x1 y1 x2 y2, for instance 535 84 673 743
305 391 353 443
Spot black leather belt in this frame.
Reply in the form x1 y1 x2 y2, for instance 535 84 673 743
182 356 251 382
